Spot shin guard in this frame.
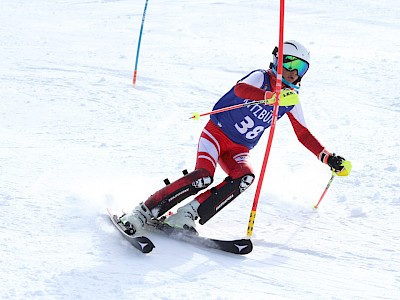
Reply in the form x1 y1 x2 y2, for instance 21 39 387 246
197 174 255 225
145 169 213 218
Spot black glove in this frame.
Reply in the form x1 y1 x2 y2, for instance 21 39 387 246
327 154 345 172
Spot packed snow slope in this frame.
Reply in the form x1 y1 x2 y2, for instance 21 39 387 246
1 0 399 299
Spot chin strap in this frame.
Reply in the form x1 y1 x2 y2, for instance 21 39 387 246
270 68 301 90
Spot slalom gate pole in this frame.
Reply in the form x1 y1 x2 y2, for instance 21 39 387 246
313 173 335 209
246 0 285 238
132 0 149 86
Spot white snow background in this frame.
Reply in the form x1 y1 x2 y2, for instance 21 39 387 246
1 0 399 299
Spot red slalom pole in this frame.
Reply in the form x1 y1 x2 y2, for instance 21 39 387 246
247 0 285 237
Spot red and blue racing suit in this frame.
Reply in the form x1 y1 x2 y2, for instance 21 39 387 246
194 69 325 204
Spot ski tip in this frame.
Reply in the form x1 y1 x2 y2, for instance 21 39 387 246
106 207 119 215
107 207 124 217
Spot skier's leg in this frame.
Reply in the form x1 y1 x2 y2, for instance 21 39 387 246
120 168 213 233
144 121 226 218
163 121 227 229
121 122 221 231
167 145 255 228
144 168 213 218
196 150 255 224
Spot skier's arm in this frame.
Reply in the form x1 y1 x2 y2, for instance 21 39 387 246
234 82 266 100
234 82 298 105
287 111 325 156
288 107 352 176
234 70 273 100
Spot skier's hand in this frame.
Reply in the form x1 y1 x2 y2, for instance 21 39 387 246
264 89 299 106
327 154 352 176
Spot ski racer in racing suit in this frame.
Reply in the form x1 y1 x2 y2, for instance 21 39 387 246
119 40 352 234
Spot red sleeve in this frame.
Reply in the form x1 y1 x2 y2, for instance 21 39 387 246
287 112 325 157
234 82 266 100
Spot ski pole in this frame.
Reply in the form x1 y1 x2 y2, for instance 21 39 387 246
313 172 335 209
190 90 299 120
246 0 286 238
133 0 149 86
190 98 271 120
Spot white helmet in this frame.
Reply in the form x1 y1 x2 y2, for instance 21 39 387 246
271 40 310 82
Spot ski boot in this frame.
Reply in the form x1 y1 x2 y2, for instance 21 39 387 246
119 202 153 235
164 200 200 234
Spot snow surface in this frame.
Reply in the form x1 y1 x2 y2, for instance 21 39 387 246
1 0 399 299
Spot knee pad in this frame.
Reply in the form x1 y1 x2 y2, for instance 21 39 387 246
197 173 255 225
145 168 213 218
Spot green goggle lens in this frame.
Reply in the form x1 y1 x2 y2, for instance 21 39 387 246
282 55 309 77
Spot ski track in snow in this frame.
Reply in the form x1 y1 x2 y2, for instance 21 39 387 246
1 0 399 299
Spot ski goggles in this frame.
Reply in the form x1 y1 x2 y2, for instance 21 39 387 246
282 55 309 77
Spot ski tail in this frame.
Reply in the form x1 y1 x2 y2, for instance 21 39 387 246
147 220 253 255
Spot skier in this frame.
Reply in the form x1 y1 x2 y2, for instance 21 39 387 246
119 40 352 234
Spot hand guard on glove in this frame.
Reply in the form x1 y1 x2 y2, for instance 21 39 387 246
319 150 352 176
264 89 299 106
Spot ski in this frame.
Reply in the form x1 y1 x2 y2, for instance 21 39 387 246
145 219 253 255
107 208 155 254
107 208 252 255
